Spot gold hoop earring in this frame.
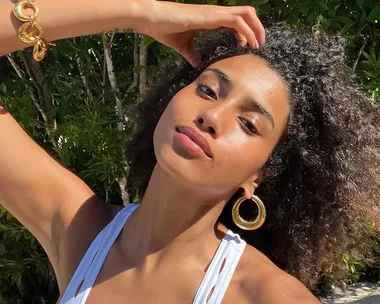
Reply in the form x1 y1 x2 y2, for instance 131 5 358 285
232 194 266 230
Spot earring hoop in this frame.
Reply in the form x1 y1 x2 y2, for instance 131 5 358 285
231 194 266 230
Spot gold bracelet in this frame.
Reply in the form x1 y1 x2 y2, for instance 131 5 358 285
13 0 52 61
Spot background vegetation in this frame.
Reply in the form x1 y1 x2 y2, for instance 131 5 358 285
0 0 379 302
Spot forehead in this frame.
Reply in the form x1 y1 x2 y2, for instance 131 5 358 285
205 54 290 132
207 54 286 95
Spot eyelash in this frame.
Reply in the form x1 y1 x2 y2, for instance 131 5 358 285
239 117 258 135
197 84 259 135
198 84 217 99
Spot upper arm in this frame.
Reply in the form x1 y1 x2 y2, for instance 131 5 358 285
255 272 321 304
240 254 320 304
0 105 100 268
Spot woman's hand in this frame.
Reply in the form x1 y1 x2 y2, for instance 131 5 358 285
138 0 265 67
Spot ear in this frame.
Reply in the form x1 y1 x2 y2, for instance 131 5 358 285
241 171 264 199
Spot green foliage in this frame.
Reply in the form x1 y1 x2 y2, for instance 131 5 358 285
342 252 366 282
0 0 379 302
371 238 380 255
0 207 58 303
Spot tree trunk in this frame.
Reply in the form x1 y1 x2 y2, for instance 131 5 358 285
138 34 148 100
7 52 58 149
102 33 131 206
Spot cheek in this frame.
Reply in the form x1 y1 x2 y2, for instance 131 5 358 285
153 90 197 160
156 88 197 129
217 133 272 178
170 88 199 119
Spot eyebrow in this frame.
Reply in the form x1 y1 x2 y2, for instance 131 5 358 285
205 68 275 128
248 99 275 128
205 68 232 90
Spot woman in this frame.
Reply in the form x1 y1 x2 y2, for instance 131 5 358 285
0 0 379 303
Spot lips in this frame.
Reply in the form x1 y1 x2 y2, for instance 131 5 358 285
175 125 213 158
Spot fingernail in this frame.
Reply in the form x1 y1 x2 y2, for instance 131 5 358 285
239 41 247 47
192 60 201 68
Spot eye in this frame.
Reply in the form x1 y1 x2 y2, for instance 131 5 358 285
239 117 259 135
197 84 217 99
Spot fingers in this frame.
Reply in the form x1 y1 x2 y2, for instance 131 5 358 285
226 6 265 45
182 45 202 68
234 32 248 47
206 5 265 48
175 37 202 68
238 6 265 45
224 15 259 48
153 3 265 66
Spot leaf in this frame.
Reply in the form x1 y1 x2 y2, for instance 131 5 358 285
319 2 329 11
351 272 360 281
360 60 373 70
336 16 354 25
364 70 376 79
236 0 251 5
322 18 332 29
356 0 364 9
350 264 356 273
359 11 368 24
339 23 354 35
352 260 365 268
371 239 380 254
363 51 377 64
252 0 269 5
343 252 350 262
367 8 380 22
364 0 377 10
298 2 310 15
0 245 5 255
0 83 6 94
143 35 156 47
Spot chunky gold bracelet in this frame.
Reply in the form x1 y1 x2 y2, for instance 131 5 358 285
13 0 52 61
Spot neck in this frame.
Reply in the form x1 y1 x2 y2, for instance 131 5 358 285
121 164 234 267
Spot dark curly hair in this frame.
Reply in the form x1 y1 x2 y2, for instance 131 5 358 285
126 24 380 287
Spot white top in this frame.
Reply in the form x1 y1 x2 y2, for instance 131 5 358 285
59 203 247 303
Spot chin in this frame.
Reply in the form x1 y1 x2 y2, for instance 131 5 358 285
153 143 228 198
152 120 226 194
155 142 200 185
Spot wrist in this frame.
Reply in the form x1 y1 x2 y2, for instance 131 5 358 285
117 0 157 35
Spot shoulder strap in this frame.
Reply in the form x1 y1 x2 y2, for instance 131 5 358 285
59 203 139 304
192 229 246 304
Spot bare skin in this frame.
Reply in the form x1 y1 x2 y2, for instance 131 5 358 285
0 0 320 303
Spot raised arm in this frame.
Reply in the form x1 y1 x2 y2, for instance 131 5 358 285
0 103 101 264
1 0 265 65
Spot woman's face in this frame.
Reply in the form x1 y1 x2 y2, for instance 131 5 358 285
154 54 290 196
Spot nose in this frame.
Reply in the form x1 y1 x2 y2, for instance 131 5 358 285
195 105 226 138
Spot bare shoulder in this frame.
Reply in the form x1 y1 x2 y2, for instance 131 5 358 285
255 269 321 303
238 245 321 304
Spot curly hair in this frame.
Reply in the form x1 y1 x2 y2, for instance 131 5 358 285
126 24 380 287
